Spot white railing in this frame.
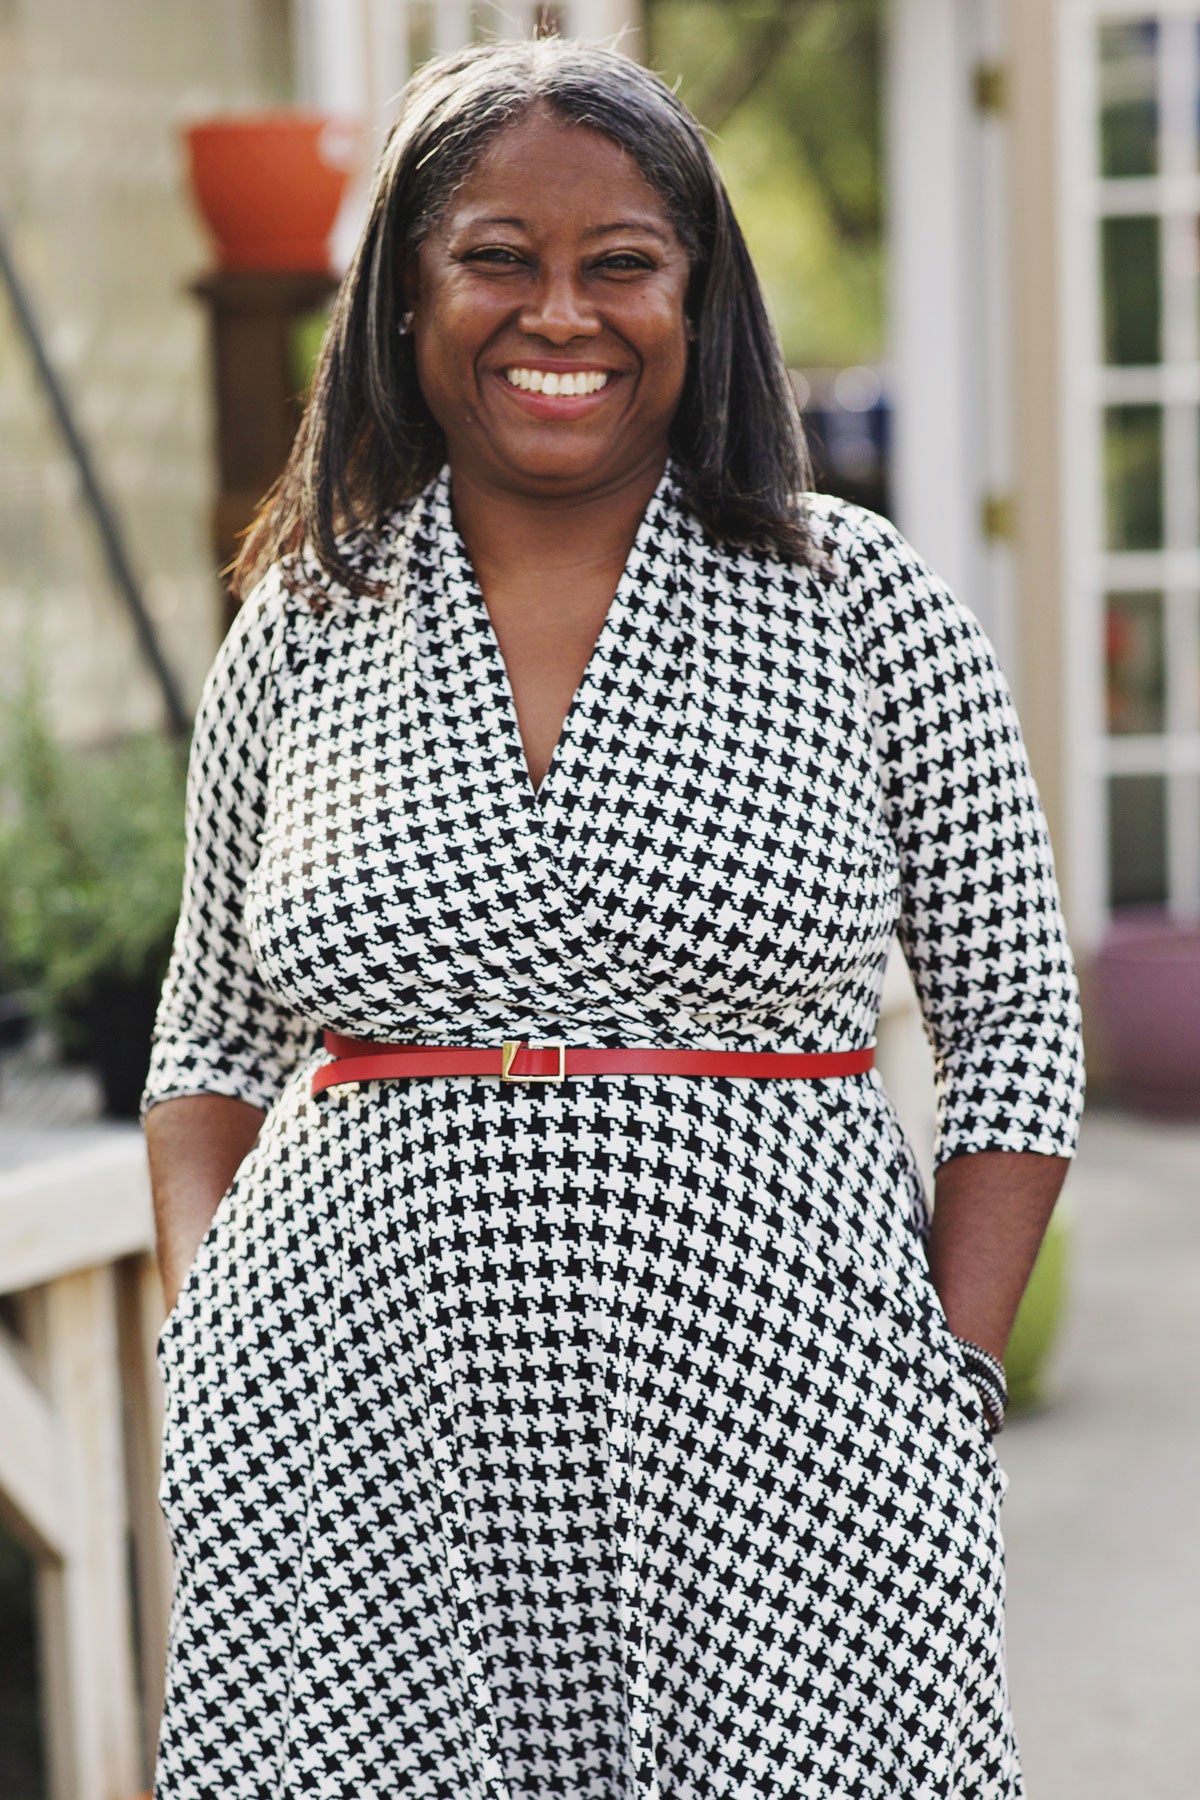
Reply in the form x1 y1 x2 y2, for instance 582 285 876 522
0 1132 167 1800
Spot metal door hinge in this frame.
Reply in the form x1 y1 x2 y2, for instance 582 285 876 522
981 493 1017 544
973 61 1009 116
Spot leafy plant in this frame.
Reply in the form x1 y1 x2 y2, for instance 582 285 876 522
0 661 188 1048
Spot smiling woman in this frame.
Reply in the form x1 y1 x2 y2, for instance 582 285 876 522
142 32 1084 1800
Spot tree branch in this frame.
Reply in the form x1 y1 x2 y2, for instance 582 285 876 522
680 0 819 135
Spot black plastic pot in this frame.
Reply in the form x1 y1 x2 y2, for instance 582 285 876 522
74 975 162 1119
0 991 32 1053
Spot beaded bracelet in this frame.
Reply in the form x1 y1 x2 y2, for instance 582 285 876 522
953 1337 1008 1436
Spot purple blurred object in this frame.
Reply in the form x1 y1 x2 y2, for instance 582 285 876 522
1093 910 1200 1116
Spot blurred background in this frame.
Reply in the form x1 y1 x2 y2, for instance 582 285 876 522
0 3 1197 1796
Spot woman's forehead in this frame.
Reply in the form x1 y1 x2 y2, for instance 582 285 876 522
446 108 671 221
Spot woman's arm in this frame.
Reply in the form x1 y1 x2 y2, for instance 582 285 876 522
826 500 1085 1349
144 1094 265 1312
140 571 319 1321
926 1148 1070 1362
140 569 317 1126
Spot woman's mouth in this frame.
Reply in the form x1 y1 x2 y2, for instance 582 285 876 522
502 366 612 396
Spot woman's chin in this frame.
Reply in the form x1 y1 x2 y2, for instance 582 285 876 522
475 432 642 496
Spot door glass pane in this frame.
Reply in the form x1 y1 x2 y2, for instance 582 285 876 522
1108 774 1168 907
1106 592 1166 733
1098 20 1159 177
1104 405 1163 549
1101 216 1161 364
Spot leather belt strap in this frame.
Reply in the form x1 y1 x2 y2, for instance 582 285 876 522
312 1030 875 1097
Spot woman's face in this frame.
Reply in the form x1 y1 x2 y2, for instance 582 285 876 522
407 107 693 501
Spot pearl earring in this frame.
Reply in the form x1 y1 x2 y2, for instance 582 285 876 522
397 310 414 337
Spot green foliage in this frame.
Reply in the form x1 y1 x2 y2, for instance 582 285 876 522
646 0 884 367
289 304 333 399
0 660 187 1039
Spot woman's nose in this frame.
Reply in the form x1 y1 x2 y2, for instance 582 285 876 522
518 270 601 343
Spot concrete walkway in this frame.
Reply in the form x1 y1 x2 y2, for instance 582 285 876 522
999 1108 1200 1798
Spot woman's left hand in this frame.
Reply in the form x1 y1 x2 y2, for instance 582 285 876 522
925 1147 1071 1359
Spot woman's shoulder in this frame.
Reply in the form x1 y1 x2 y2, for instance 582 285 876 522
793 492 970 623
690 490 900 604
701 492 993 677
262 496 422 619
795 490 915 579
794 492 998 681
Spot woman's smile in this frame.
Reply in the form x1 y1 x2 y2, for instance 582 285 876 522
492 360 621 419
501 365 613 397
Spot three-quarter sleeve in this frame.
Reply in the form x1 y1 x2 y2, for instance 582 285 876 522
140 568 318 1118
834 503 1085 1170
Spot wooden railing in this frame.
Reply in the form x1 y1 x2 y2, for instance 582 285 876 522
0 1132 167 1800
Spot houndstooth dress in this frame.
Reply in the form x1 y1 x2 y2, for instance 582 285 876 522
143 465 1084 1800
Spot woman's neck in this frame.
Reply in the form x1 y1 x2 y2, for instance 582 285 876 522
447 453 668 599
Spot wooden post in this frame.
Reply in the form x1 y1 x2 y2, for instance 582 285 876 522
0 1135 164 1800
20 1270 142 1800
190 269 339 628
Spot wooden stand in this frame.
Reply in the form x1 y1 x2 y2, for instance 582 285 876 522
190 270 338 628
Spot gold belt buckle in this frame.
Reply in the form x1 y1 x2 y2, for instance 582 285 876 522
501 1038 566 1083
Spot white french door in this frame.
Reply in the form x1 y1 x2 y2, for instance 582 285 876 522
1059 1 1200 943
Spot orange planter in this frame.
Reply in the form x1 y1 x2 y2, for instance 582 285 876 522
183 113 364 273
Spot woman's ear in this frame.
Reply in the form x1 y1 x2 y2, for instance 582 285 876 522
397 250 419 336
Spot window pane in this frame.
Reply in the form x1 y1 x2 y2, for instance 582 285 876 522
1101 216 1161 364
1108 774 1168 907
1106 592 1166 733
1099 21 1159 177
1104 405 1163 550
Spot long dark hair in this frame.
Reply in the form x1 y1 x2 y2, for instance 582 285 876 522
231 36 821 601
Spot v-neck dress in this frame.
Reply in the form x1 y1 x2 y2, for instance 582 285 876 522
143 466 1084 1800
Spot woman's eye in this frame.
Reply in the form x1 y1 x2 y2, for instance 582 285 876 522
597 253 654 272
464 246 523 266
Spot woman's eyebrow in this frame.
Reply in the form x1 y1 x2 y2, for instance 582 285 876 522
456 214 669 242
583 221 670 242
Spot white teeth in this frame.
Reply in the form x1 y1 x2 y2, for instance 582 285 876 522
504 367 610 396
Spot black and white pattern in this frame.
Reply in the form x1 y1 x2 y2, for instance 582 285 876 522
143 466 1084 1800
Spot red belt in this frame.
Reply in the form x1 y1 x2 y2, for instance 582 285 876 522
312 1030 875 1097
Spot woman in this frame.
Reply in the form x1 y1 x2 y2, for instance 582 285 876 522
143 35 1084 1800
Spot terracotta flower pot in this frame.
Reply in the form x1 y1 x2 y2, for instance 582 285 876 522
1093 909 1200 1117
183 112 363 273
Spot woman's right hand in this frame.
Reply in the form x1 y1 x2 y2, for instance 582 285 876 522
143 1093 267 1320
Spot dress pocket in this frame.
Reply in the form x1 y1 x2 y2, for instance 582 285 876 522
155 1173 239 1372
890 1238 1006 1487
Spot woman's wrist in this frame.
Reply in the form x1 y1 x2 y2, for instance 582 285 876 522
953 1335 1008 1435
